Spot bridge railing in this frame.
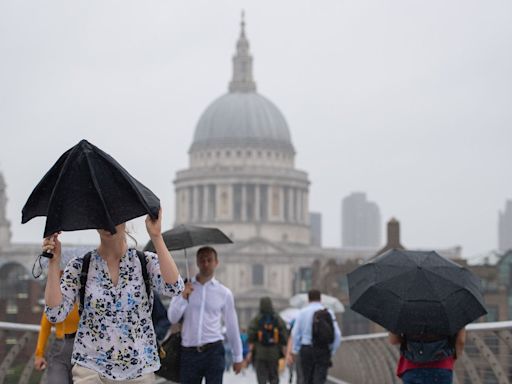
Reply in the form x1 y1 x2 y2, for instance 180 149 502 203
2 320 512 384
0 322 42 384
0 321 168 384
329 321 512 384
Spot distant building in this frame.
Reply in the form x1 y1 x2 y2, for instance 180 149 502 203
374 217 405 257
309 212 322 247
341 192 381 248
170 16 377 326
499 200 512 252
0 173 11 248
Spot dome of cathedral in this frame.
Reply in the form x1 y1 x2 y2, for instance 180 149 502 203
189 17 295 155
190 92 294 153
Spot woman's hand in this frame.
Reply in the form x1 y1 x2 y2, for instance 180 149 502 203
146 208 181 286
43 232 64 307
145 208 162 239
43 233 61 264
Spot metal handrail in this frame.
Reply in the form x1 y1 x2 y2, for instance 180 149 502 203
3 320 512 384
330 321 512 384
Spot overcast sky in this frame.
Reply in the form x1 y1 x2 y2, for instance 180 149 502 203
1 0 511 259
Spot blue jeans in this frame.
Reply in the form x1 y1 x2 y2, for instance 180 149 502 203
402 368 453 384
180 343 225 384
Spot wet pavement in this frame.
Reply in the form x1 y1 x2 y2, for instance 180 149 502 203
159 366 347 383
223 367 294 383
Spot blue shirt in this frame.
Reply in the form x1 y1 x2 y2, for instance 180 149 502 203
291 301 342 356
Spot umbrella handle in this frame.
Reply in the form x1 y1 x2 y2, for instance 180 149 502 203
184 248 190 281
39 251 54 259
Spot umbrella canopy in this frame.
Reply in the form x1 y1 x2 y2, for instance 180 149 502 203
348 249 487 336
289 293 345 314
22 139 160 238
144 224 233 252
144 224 233 279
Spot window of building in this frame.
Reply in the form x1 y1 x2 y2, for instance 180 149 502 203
252 264 264 285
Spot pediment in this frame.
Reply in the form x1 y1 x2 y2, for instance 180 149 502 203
228 237 288 255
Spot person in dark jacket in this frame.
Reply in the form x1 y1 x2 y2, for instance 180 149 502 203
246 297 288 384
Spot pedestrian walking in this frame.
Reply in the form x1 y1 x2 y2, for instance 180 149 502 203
290 289 341 384
285 319 304 384
34 301 80 383
168 246 244 383
43 210 184 383
246 297 288 384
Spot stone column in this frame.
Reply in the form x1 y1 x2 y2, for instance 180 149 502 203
241 184 247 222
255 184 261 221
303 189 309 224
296 189 303 224
287 187 294 223
203 185 209 221
193 186 199 221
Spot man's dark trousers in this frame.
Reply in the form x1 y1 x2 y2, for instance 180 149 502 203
180 342 225 384
299 345 330 384
254 359 279 384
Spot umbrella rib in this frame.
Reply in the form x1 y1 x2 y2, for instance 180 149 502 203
44 145 82 235
95 150 157 219
84 153 116 233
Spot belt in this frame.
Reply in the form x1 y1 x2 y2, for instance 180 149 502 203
182 340 223 353
64 332 76 339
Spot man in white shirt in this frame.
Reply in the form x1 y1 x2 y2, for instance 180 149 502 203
168 246 244 383
291 289 342 384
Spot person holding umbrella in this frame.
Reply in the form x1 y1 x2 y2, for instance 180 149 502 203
43 210 183 383
388 328 466 384
168 246 244 383
348 249 486 384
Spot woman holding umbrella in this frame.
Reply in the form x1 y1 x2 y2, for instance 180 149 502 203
43 210 184 383
348 249 485 384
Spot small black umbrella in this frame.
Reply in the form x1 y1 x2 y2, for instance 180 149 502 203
348 249 487 336
144 224 233 279
22 139 159 253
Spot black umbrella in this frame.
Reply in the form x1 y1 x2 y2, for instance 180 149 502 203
144 224 233 279
348 249 487 336
22 139 160 256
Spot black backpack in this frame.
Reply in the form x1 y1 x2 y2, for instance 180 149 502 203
257 313 281 346
79 249 152 317
312 309 335 349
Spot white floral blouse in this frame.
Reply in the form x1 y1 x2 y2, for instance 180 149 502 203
45 249 184 380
